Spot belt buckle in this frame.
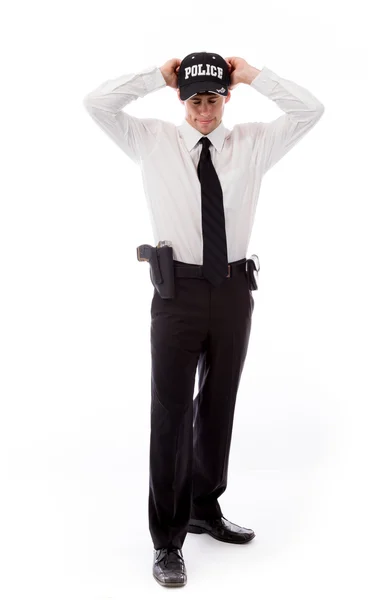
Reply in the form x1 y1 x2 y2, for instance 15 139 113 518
226 264 231 278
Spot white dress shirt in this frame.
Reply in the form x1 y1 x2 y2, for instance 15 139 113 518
83 65 324 264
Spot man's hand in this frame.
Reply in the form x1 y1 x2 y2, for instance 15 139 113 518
225 57 261 88
160 58 182 89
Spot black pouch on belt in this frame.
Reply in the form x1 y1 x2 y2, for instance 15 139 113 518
136 242 175 299
246 254 260 291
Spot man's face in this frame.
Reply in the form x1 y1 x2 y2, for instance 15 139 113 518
177 89 231 135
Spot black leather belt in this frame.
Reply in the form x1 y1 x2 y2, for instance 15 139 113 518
173 258 247 279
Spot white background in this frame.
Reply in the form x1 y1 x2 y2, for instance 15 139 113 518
1 0 385 597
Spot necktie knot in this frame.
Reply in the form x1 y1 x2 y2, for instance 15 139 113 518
199 136 211 151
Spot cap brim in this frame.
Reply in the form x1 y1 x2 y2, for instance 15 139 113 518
179 79 228 101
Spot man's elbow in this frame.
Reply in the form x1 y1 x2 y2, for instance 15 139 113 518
315 102 325 118
83 93 93 112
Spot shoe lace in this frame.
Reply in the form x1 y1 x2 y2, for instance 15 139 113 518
161 547 182 568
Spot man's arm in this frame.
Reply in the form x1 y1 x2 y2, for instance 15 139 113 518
250 65 325 174
227 57 325 174
83 64 168 164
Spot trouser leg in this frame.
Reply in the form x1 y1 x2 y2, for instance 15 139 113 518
148 277 208 549
191 269 254 519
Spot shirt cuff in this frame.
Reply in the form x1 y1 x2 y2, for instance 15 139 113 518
249 66 280 95
141 65 167 93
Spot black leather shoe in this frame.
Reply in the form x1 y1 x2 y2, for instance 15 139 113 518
153 547 187 587
188 516 255 544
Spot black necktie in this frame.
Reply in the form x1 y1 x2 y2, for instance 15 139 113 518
197 136 229 286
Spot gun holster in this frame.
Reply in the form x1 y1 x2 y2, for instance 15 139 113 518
137 243 175 299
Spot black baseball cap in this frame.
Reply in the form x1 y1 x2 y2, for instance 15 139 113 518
177 51 231 101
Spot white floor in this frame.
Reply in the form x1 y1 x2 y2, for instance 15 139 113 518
3 439 384 599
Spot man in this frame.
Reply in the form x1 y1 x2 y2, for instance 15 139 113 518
83 51 324 587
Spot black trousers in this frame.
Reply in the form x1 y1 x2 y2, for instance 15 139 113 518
148 258 255 550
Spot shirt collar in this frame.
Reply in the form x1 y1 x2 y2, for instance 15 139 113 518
177 119 229 153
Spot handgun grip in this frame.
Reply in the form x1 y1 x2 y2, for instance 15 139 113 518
137 244 153 262
137 244 163 284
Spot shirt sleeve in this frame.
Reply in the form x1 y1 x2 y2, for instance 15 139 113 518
247 66 325 175
83 65 167 164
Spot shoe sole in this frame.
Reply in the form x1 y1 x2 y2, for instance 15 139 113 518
188 524 255 544
153 573 187 587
